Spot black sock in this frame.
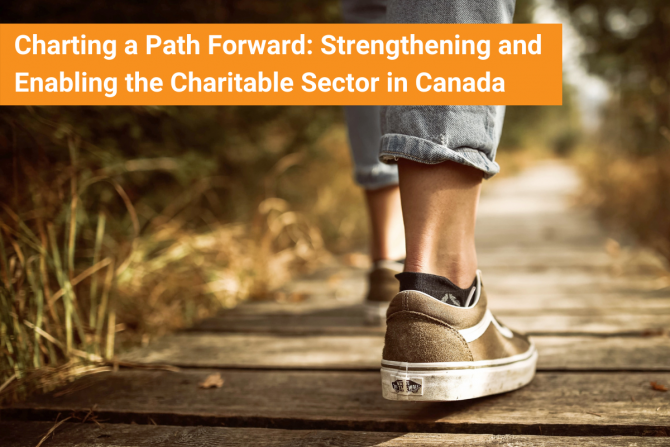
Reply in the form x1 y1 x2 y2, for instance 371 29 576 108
396 272 477 307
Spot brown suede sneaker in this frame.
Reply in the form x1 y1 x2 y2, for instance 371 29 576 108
381 270 537 401
364 263 402 325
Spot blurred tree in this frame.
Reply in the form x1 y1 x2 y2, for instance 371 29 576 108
555 0 670 154
499 0 584 155
0 0 345 231
0 0 340 23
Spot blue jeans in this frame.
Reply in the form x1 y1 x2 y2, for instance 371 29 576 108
342 0 515 189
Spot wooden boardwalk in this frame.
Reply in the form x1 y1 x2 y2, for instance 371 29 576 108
3 161 670 445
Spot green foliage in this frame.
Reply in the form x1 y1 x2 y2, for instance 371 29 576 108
555 0 670 266
498 0 584 156
500 85 583 155
556 0 670 154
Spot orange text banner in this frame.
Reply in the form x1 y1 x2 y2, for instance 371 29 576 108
0 24 562 105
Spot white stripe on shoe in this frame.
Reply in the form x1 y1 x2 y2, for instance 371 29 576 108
458 309 513 342
491 313 514 338
403 271 512 343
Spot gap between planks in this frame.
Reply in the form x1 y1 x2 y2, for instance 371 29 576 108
3 422 670 447
4 369 670 437
119 333 670 372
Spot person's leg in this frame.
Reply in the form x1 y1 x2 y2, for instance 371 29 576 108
379 0 537 403
398 159 481 287
341 1 404 321
344 106 405 323
341 1 404 264
380 0 514 286
344 106 405 263
365 185 406 262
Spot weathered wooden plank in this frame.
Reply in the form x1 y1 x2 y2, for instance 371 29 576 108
122 333 381 370
219 304 670 318
478 249 614 270
478 160 579 207
496 314 670 335
233 292 670 316
532 336 670 370
192 310 670 336
120 334 670 371
230 268 670 316
475 217 606 248
224 293 670 318
3 422 668 447
486 291 670 311
5 370 670 436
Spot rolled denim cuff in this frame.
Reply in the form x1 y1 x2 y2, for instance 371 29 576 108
354 163 399 190
379 134 500 179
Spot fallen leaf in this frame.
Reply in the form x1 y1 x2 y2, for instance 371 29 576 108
641 329 665 337
199 373 224 389
650 381 668 392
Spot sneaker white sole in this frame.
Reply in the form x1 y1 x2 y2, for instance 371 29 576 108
380 344 538 401
363 301 389 325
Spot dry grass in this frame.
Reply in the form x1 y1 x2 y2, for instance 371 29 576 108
0 117 365 404
112 194 331 350
578 149 670 269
